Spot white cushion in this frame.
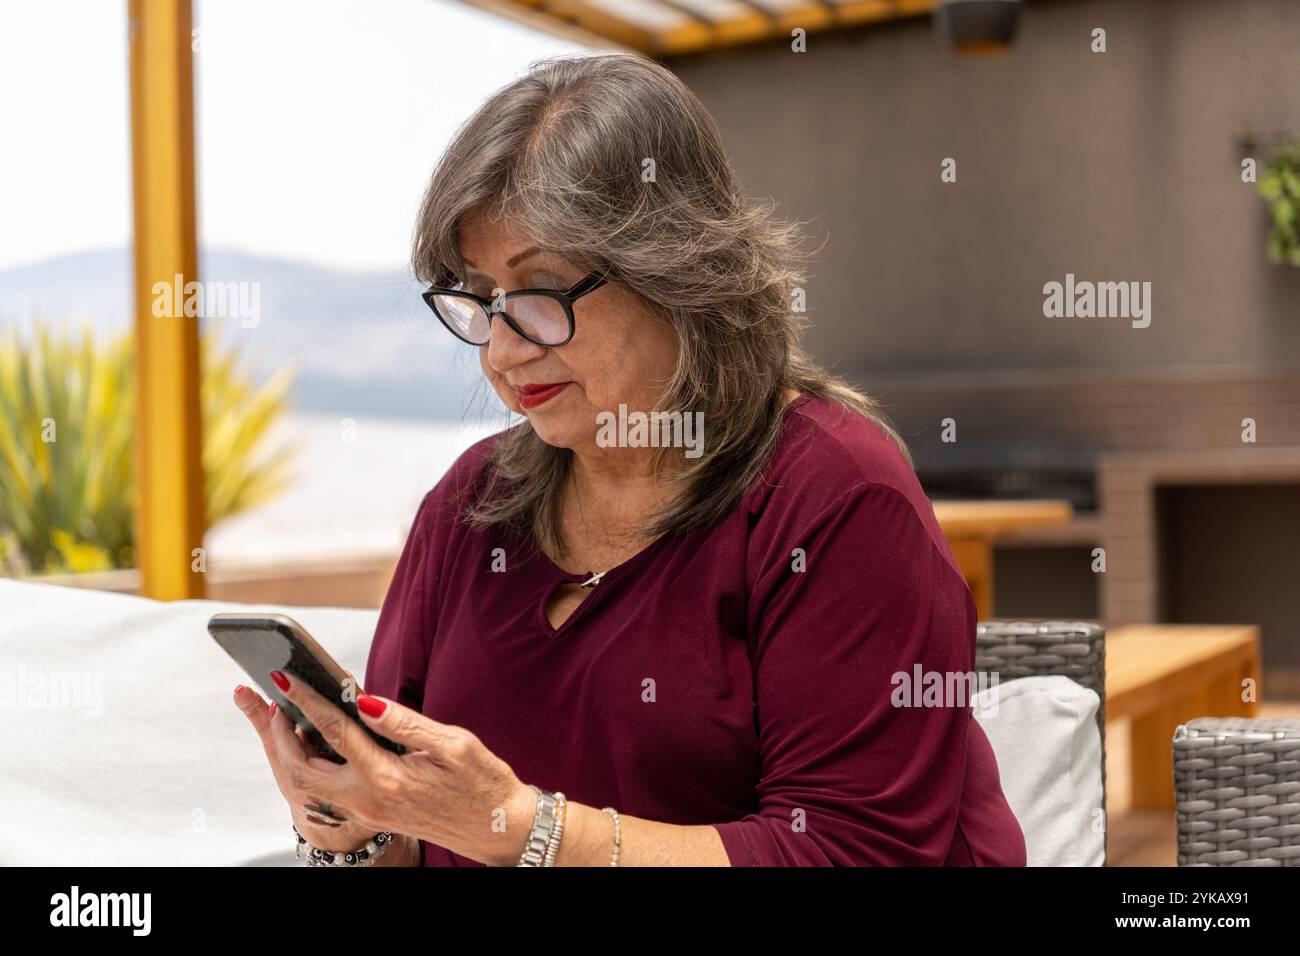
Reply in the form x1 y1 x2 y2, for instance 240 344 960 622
0 579 380 866
974 675 1105 866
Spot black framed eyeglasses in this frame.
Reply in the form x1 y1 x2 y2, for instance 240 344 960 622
421 271 608 347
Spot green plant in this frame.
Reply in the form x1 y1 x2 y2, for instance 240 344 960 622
0 321 295 576
1259 142 1300 268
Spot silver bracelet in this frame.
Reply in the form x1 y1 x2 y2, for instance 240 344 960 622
294 825 395 867
517 784 564 867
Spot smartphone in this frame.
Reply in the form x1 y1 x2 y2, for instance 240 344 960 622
208 612 406 763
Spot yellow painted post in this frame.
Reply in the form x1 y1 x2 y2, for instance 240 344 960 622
127 0 205 599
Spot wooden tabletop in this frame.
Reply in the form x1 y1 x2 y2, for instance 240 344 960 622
1106 623 1260 720
931 499 1074 538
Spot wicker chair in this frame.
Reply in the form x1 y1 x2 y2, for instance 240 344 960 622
975 619 1108 863
1173 717 1300 866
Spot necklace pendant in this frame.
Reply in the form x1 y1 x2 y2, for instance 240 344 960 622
579 570 608 589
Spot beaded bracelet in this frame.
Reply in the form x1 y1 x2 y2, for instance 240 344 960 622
602 807 621 867
542 792 567 867
294 824 395 867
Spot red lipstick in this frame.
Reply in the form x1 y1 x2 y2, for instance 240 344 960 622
514 382 571 409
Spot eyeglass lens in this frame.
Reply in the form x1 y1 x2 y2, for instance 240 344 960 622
431 293 570 345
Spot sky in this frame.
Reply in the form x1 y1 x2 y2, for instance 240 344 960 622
0 0 589 273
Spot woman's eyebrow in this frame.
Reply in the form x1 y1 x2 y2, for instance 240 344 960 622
461 246 543 271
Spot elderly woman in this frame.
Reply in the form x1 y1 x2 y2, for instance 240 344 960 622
234 52 1026 867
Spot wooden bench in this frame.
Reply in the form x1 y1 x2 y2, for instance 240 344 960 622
1106 624 1261 809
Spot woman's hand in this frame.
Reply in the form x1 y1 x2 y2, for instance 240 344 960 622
232 684 377 854
250 671 537 866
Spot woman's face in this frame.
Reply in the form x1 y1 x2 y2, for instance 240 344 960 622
458 210 679 457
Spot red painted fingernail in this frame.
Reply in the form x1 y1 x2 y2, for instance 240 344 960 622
270 670 290 691
234 684 245 694
268 701 278 718
357 695 387 718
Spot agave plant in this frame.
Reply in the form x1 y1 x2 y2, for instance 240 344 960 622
0 321 295 575
1259 142 1300 268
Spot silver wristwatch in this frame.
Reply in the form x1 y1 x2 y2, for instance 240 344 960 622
517 784 561 867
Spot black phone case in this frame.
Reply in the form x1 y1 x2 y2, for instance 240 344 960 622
208 613 407 763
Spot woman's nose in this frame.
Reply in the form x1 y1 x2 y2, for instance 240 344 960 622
485 311 546 372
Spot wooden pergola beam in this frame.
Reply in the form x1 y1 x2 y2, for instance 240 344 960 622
657 0 934 56
127 0 205 600
461 0 934 58
460 0 650 52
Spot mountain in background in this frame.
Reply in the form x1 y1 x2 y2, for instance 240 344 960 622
0 247 503 423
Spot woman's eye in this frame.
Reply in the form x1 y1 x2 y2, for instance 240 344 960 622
529 271 565 290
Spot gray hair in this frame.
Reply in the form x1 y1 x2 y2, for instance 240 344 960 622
412 52 909 560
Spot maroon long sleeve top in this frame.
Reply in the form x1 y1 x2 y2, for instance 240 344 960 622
363 392 1027 866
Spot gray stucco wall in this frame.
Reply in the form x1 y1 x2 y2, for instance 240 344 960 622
671 0 1300 378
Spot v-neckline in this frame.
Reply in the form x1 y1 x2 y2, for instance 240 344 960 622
532 530 674 638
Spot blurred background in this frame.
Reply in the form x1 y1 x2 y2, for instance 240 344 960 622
2 0 1299 865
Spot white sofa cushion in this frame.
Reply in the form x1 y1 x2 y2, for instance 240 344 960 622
974 674 1106 866
0 579 380 866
